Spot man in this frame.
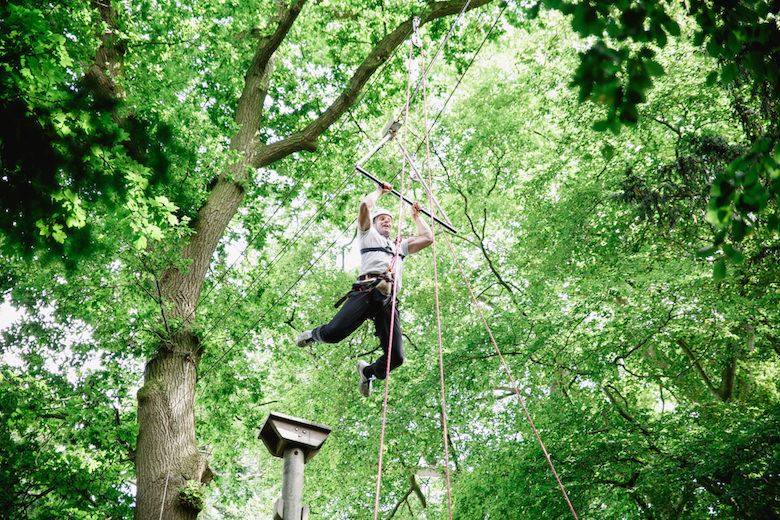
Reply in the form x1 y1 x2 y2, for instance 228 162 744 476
296 182 433 397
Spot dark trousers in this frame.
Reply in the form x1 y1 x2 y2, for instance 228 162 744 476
312 288 404 380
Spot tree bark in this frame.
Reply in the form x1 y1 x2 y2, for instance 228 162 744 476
135 333 212 520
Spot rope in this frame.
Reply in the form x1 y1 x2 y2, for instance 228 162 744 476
411 1 506 159
371 4 488 516
406 0 473 116
158 469 170 520
397 12 579 508
419 39 455 520
440 231 580 520
372 30 417 520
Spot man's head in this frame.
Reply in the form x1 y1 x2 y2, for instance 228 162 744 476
372 208 393 237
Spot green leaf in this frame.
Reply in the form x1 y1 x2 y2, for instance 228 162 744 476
58 47 73 68
148 225 163 240
51 224 67 244
706 38 721 58
713 258 726 280
732 219 746 242
764 156 780 180
768 213 779 230
721 63 738 85
645 60 664 76
662 18 681 37
730 248 744 265
696 245 717 258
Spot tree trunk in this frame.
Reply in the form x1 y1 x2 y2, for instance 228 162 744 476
135 333 212 520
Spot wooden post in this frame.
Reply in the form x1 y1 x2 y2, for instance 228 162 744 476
259 412 331 520
281 446 305 520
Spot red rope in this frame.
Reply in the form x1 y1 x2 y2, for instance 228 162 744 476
440 231 580 520
372 35 416 520
420 41 455 520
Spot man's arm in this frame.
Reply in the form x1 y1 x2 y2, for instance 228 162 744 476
358 182 392 231
407 201 433 254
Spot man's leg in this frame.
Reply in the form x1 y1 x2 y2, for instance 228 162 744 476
367 295 404 380
310 291 374 344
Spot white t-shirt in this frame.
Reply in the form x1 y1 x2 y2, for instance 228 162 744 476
358 226 410 292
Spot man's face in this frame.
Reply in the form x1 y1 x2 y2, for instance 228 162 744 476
375 214 393 236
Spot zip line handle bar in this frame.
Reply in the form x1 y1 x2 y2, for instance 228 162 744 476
356 165 458 234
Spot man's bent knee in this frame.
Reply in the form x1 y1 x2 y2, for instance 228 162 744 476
313 324 351 344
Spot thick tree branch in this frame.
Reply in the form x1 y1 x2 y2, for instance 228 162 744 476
617 305 675 362
454 183 523 305
385 486 413 520
252 0 496 168
651 116 683 138
385 473 427 520
676 338 735 401
717 354 738 402
83 0 124 104
234 0 309 152
594 471 640 489
410 473 427 509
601 385 663 454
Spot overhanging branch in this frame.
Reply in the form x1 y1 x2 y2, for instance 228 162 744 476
676 338 722 400
252 0 497 168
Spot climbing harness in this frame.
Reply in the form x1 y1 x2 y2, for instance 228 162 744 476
333 272 395 308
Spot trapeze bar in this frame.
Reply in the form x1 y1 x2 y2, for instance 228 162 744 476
355 165 459 234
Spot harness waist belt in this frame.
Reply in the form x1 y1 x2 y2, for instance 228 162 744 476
358 272 394 282
333 273 393 308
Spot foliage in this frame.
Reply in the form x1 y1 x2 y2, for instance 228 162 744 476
0 2 194 268
0 367 136 519
533 0 780 270
179 480 210 512
2 1 779 520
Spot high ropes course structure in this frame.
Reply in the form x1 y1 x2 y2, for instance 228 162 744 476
163 2 581 518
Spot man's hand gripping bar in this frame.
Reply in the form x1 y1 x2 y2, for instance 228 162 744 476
355 165 458 234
